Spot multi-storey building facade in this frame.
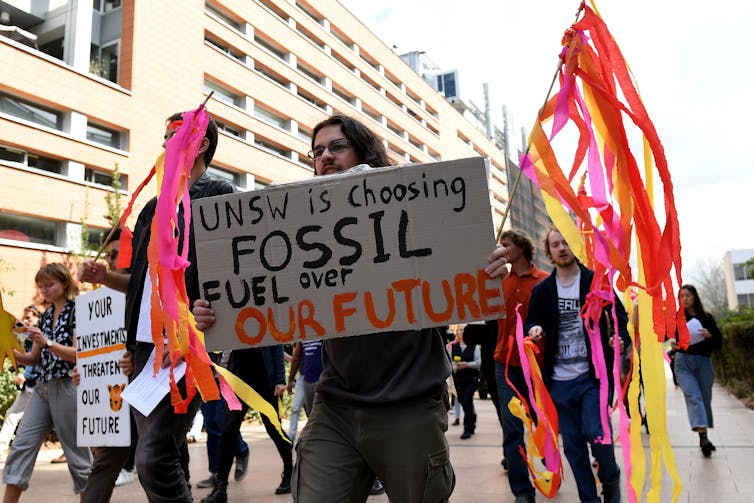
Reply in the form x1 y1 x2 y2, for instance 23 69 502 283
723 249 754 310
0 0 510 314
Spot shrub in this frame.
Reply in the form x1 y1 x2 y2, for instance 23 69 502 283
713 310 754 407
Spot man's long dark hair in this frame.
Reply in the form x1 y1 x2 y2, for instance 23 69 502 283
311 114 391 168
166 112 218 166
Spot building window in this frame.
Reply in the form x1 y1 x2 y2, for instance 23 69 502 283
330 27 353 49
254 33 288 60
297 25 325 49
361 104 381 124
0 144 63 174
90 41 119 83
205 2 245 33
86 227 106 251
254 104 289 130
0 145 25 164
87 122 123 149
84 167 128 189
386 91 403 110
255 178 270 190
297 126 312 144
255 0 289 22
205 35 245 63
38 37 64 60
28 152 63 174
386 120 403 138
216 120 245 140
436 71 459 99
254 61 289 88
385 71 402 91
296 88 326 111
359 51 380 72
737 293 754 308
254 137 290 159
408 135 423 152
94 0 122 12
0 92 62 130
204 80 245 109
361 74 381 93
734 263 753 281
332 86 355 106
0 212 58 246
296 1 323 25
297 61 325 86
208 165 246 189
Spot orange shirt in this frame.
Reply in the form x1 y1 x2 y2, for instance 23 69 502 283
493 264 548 367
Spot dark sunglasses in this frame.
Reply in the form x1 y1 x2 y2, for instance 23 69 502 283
307 138 351 160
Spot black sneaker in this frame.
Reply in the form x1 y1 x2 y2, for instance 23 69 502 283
234 451 250 481
370 478 385 495
275 472 292 495
201 480 227 503
701 438 715 457
196 473 217 489
460 431 473 440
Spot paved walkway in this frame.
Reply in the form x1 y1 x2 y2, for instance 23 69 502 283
7 372 754 502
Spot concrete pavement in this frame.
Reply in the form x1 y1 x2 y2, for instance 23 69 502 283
8 372 754 502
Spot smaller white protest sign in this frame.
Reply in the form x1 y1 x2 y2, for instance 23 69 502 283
75 287 130 447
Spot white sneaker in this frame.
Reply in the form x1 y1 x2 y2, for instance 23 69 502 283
115 469 135 486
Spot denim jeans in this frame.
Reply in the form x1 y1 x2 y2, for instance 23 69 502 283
288 375 305 440
495 362 535 498
201 396 249 474
551 373 620 503
674 352 714 429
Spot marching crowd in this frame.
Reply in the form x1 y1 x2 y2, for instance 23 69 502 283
1 112 721 503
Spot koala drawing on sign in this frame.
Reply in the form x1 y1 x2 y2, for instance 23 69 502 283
108 383 127 412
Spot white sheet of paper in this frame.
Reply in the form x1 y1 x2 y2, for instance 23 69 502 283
121 348 187 416
687 317 705 346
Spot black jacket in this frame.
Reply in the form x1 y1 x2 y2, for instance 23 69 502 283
524 263 630 388
677 311 722 357
125 173 235 347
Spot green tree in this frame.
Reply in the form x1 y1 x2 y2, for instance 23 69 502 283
0 259 15 297
104 163 125 226
745 257 754 280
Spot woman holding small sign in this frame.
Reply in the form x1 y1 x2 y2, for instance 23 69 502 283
2 264 91 502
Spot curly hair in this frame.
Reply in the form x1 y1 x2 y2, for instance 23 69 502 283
500 229 535 263
311 114 390 169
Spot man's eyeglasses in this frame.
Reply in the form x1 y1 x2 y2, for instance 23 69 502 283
307 138 350 160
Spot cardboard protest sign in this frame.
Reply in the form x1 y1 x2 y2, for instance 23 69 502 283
75 287 130 446
193 157 503 350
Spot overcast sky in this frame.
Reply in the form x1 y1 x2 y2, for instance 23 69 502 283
340 0 754 274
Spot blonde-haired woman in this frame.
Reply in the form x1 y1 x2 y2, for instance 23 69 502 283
2 263 91 501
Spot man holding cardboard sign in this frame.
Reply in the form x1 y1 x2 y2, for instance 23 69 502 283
194 114 510 502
